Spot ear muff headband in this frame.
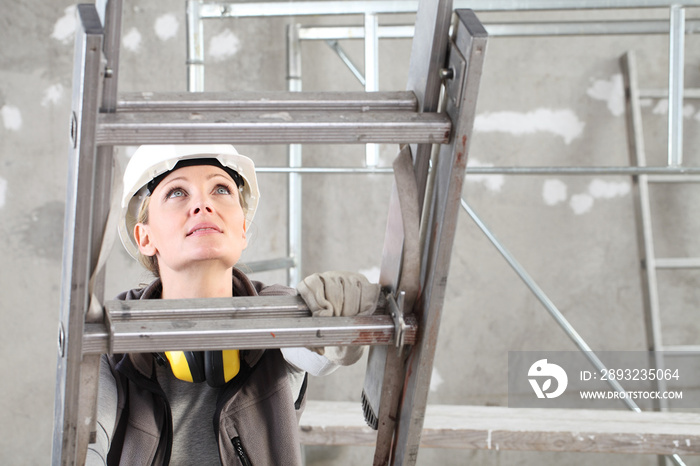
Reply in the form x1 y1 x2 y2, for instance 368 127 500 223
165 350 240 388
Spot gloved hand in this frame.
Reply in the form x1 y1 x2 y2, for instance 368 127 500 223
297 271 381 366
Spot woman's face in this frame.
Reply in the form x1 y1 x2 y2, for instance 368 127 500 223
134 164 247 275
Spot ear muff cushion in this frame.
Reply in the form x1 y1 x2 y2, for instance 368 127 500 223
165 351 206 383
205 350 241 388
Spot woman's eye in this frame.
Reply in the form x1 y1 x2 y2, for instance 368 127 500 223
167 188 186 199
215 185 231 195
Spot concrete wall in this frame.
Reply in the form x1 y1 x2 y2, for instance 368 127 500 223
1 1 699 465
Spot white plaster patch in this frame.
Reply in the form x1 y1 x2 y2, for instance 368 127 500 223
465 158 505 192
651 100 694 117
154 13 179 41
52 6 77 44
358 266 380 284
0 176 6 208
123 27 142 52
209 29 241 62
1 105 22 131
653 99 668 115
542 179 567 206
474 108 585 145
41 83 64 107
570 193 594 215
684 104 696 118
588 178 630 199
587 74 624 116
430 367 443 392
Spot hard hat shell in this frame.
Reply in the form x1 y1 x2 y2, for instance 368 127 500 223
118 144 259 261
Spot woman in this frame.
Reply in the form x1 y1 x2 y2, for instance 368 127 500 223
87 145 379 465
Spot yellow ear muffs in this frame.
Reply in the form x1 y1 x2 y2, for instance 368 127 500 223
164 350 240 387
165 351 206 383
205 349 240 388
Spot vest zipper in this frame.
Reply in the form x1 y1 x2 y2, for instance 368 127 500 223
232 436 253 466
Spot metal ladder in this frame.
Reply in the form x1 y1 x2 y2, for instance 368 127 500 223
622 49 700 414
51 1 487 464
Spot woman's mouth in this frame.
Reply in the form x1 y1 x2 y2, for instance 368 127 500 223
187 224 221 236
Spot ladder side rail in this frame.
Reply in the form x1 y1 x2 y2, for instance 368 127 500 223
84 0 125 458
367 0 455 463
52 5 105 465
621 51 670 411
405 1 454 204
96 0 123 112
80 0 125 463
391 10 488 465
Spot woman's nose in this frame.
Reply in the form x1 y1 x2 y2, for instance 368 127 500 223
192 205 213 215
191 195 214 215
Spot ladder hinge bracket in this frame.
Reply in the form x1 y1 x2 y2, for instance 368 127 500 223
444 41 467 110
388 291 407 350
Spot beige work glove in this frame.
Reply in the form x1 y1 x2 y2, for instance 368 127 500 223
297 271 381 366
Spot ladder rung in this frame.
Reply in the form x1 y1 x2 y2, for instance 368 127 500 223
96 110 451 145
117 91 419 112
655 257 700 269
648 174 700 183
82 296 417 354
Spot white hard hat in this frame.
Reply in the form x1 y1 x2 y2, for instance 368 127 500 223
118 144 260 260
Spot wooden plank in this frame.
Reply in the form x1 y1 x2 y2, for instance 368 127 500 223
299 401 700 456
